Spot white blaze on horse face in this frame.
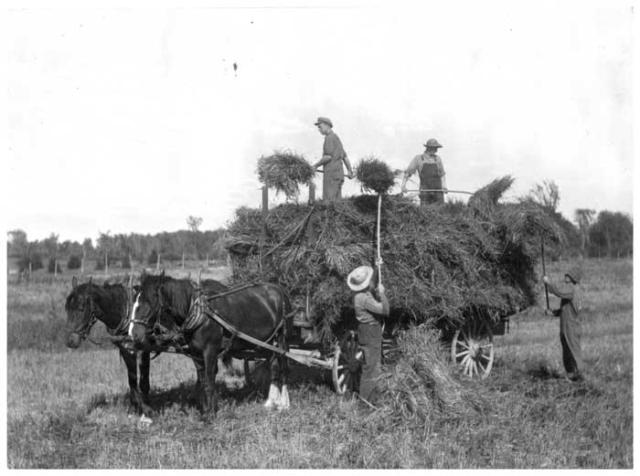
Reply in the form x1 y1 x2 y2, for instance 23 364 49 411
128 293 141 337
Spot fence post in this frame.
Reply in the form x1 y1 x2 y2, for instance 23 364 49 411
309 182 315 205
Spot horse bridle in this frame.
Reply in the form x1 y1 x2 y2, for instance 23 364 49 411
129 286 165 332
71 300 99 341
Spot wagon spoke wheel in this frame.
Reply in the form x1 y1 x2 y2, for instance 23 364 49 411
451 319 494 379
332 332 363 395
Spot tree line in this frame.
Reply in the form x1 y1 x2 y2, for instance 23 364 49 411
7 216 229 274
526 181 632 259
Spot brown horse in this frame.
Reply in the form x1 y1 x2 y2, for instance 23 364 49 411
65 276 155 415
129 271 292 417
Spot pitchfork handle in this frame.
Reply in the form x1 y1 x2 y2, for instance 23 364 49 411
541 237 550 310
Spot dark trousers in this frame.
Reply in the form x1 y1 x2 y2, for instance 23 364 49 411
323 176 344 202
358 321 382 401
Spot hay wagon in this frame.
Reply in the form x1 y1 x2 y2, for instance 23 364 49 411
226 161 557 387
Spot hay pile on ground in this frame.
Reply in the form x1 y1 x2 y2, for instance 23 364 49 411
377 325 487 423
227 176 563 342
257 151 315 199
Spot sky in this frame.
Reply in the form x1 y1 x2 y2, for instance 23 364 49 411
3 0 636 243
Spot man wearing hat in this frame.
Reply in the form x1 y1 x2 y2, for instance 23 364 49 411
400 138 447 206
347 264 390 402
543 267 584 382
313 117 354 202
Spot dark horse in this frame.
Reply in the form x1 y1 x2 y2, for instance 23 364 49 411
129 271 292 416
65 276 155 415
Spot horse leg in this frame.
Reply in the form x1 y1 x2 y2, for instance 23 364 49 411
119 348 141 412
191 357 205 405
138 351 153 415
276 329 290 411
202 344 220 418
264 355 281 410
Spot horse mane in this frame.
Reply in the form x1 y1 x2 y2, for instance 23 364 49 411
139 274 228 320
66 281 129 319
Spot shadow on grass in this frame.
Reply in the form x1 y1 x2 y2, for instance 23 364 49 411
84 363 334 417
526 363 563 380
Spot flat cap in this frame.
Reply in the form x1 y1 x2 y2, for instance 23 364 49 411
314 116 333 128
424 138 443 148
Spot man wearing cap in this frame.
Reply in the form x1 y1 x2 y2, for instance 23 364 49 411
543 267 584 382
313 117 354 202
347 264 390 402
400 138 447 206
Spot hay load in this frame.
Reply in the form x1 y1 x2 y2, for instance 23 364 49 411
257 151 315 199
227 172 563 342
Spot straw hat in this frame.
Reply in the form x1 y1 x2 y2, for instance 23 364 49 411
347 265 374 292
565 267 583 284
424 138 442 148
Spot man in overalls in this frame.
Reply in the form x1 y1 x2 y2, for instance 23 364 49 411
400 138 447 206
313 117 354 201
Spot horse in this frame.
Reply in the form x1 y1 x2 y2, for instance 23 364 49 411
129 271 292 417
65 275 156 415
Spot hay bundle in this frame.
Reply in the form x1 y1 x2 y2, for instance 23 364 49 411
355 157 396 194
378 325 487 423
257 151 315 199
227 175 563 342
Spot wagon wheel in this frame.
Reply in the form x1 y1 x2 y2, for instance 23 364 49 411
332 331 363 395
451 319 494 379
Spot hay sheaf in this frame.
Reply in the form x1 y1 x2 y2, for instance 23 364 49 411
257 151 315 199
355 157 396 194
378 325 488 423
226 177 563 342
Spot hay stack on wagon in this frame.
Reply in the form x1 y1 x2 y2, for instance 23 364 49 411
227 167 563 343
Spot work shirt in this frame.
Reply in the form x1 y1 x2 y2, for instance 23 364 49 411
354 291 390 325
405 153 446 187
320 131 347 180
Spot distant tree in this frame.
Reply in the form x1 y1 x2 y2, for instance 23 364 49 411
43 233 60 276
574 209 596 256
147 249 159 267
18 253 43 273
528 180 560 212
588 211 633 258
67 255 82 270
97 231 114 273
7 229 28 258
121 255 131 269
82 238 93 274
187 216 203 232
47 257 62 274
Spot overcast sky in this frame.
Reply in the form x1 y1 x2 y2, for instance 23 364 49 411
4 0 635 243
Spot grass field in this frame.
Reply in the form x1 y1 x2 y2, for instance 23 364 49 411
5 259 633 468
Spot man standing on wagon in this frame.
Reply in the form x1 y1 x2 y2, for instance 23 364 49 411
543 267 584 382
347 265 390 403
313 117 354 202
400 138 447 206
